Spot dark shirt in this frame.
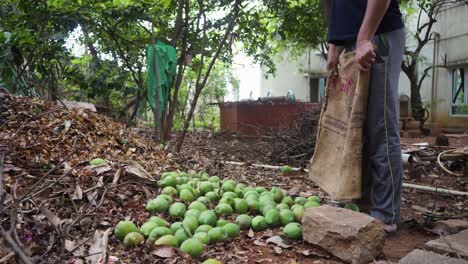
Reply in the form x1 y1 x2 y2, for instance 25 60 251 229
328 0 404 45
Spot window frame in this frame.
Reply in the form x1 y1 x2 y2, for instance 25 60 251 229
450 66 468 117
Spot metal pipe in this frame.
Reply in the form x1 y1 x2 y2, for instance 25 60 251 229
403 183 468 196
402 153 416 165
430 32 440 124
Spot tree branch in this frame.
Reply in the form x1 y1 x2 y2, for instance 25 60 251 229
0 226 33 264
175 0 243 151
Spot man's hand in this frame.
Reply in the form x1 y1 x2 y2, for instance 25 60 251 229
355 0 390 71
327 44 339 82
355 40 375 71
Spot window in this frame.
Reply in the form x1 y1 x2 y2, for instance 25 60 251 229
451 68 468 116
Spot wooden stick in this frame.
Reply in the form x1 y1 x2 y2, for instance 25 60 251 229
0 152 5 213
0 226 33 264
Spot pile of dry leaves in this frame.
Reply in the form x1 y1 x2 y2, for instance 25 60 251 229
0 94 332 264
0 94 182 263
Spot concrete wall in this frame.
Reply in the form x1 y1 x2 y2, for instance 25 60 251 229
430 3 468 128
260 50 327 101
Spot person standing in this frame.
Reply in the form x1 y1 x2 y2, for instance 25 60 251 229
324 0 405 233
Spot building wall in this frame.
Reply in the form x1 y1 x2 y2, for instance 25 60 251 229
260 50 327 101
431 3 468 128
259 4 468 130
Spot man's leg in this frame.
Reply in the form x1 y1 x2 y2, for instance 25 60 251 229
366 28 405 226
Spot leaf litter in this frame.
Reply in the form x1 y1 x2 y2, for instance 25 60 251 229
2 93 445 263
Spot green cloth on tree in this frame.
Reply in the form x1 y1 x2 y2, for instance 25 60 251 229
146 41 177 116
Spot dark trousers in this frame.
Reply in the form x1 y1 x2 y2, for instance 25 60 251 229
362 28 405 224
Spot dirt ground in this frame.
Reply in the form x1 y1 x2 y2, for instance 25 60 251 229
174 131 467 263
1 94 467 264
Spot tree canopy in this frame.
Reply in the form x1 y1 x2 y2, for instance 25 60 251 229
0 0 329 147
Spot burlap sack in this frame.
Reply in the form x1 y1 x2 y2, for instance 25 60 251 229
308 51 370 200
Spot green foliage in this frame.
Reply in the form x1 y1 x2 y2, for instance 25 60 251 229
173 62 238 132
238 0 328 70
0 0 328 132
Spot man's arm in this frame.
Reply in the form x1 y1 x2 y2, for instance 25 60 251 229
355 0 391 71
357 0 391 42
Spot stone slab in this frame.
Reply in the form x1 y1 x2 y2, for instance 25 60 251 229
425 229 468 258
431 220 468 236
303 205 385 264
399 249 467 264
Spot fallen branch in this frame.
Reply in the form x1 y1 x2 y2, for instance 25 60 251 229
0 152 5 213
0 226 33 264
0 252 15 263
221 161 303 171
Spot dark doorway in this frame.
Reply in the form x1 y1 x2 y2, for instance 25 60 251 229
310 78 319 103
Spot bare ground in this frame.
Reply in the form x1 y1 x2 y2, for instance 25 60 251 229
1 94 467 263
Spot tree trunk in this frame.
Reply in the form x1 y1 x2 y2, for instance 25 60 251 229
402 59 426 132
127 70 143 126
162 0 191 141
174 0 241 152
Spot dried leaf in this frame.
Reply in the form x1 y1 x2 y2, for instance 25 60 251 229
97 256 119 264
112 169 122 186
95 166 112 175
300 248 331 258
248 229 255 238
83 164 112 175
126 162 156 183
65 239 76 252
98 221 111 227
86 229 108 264
39 207 62 228
100 228 111 263
411 205 431 214
151 246 175 258
263 229 274 237
253 240 266 246
72 184 83 200
266 236 293 249
63 120 72 134
255 259 272 263
273 246 282 254
63 162 73 174
97 176 104 187
86 191 99 206
299 191 314 197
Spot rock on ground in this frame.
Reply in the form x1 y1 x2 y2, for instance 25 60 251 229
302 205 385 264
430 220 468 236
399 249 468 264
425 229 468 258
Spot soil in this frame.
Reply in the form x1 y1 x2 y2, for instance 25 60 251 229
174 131 467 263
1 93 467 264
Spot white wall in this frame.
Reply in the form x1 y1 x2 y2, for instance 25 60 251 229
252 4 468 129
431 3 468 127
260 50 327 101
231 52 262 101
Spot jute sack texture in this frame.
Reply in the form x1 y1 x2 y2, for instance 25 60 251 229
308 51 371 200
